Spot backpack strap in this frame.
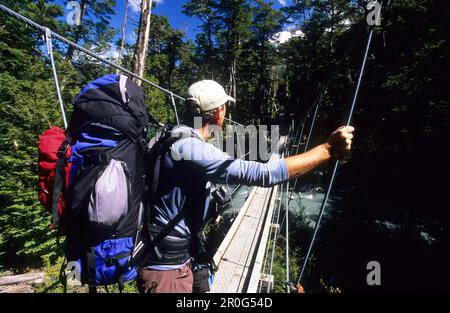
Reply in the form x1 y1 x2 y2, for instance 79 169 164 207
83 151 112 167
149 132 184 195
79 130 133 168
51 138 70 230
119 74 129 105
117 74 141 131
137 206 189 267
192 231 218 273
86 246 97 291
51 159 64 230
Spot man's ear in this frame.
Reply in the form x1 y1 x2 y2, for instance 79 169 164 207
215 105 224 120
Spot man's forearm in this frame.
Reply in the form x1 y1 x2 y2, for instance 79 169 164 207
284 144 331 179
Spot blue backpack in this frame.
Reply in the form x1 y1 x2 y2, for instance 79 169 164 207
55 74 149 291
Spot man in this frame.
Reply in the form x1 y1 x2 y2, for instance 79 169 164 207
137 80 354 293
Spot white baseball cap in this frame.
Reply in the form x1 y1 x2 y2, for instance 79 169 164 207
187 80 236 112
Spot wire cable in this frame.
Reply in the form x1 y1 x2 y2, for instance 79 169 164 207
296 24 377 286
44 28 67 129
170 92 180 125
288 101 321 202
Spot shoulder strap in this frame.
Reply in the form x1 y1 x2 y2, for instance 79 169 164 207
118 74 141 128
136 207 188 267
149 130 195 196
119 74 128 104
51 158 64 230
51 139 70 231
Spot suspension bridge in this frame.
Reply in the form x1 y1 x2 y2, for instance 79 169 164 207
0 3 376 293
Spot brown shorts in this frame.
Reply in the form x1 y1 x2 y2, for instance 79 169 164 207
137 263 193 293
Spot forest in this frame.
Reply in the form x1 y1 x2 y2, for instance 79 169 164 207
0 0 449 293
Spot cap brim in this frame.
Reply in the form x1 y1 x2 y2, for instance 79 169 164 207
226 96 236 103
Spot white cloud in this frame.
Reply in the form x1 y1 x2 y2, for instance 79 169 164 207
108 50 120 60
97 46 120 60
129 0 164 13
129 0 141 13
325 18 353 32
270 29 305 45
126 31 137 43
342 18 352 26
278 0 287 6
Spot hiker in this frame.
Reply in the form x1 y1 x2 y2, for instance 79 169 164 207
137 80 354 293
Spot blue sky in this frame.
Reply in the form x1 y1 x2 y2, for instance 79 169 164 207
54 0 291 57
148 0 290 40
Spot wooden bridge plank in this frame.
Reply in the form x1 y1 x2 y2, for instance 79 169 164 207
211 136 287 293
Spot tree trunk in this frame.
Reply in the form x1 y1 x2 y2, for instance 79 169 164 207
257 36 267 117
0 272 44 286
206 17 213 79
118 0 129 67
228 58 237 121
132 0 153 86
231 58 237 100
67 0 87 61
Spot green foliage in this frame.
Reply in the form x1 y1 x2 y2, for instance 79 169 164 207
64 0 118 60
0 2 70 268
36 256 138 293
0 70 65 266
182 0 217 78
240 0 284 122
146 14 198 94
34 256 66 293
183 0 285 123
142 75 175 124
270 236 301 293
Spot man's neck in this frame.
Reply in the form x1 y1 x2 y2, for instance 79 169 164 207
194 124 210 141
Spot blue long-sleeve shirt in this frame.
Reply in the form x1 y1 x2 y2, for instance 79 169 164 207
149 125 288 268
152 125 288 234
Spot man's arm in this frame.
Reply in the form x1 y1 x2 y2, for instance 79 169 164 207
172 137 289 187
285 126 355 179
172 125 354 186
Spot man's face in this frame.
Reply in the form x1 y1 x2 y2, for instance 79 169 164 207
215 104 226 127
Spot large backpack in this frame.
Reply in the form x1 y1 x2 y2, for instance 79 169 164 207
49 74 148 291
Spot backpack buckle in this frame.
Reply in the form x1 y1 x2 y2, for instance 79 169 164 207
97 153 110 164
84 152 111 166
57 140 69 159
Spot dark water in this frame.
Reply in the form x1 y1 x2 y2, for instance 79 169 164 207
286 171 450 293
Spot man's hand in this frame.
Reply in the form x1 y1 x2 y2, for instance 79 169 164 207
284 125 355 180
213 214 223 226
324 126 355 159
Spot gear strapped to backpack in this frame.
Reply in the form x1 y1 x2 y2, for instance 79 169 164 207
38 74 148 291
38 126 73 234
